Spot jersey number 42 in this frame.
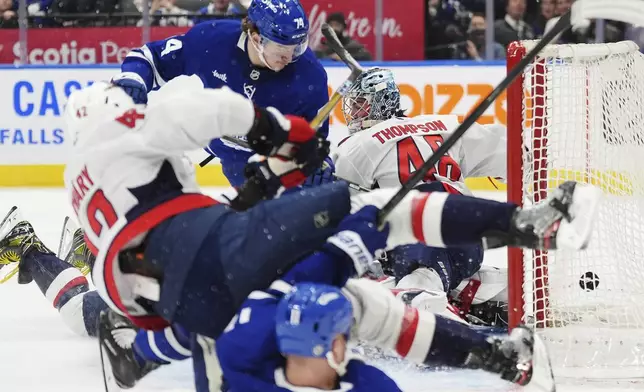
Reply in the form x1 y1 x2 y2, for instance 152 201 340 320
396 135 462 184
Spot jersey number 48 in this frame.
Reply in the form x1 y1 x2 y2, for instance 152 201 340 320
396 135 462 184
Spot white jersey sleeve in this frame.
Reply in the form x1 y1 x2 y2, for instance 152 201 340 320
63 77 257 321
140 77 255 153
454 123 507 181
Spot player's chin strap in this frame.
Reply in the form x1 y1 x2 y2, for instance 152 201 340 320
325 350 353 377
571 0 644 28
250 40 274 70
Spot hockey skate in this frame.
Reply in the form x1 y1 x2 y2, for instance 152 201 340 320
466 325 555 392
0 206 54 284
57 217 94 276
98 309 160 390
485 181 600 251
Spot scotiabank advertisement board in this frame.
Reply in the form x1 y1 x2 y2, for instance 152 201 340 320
0 27 189 65
0 64 506 186
0 0 424 65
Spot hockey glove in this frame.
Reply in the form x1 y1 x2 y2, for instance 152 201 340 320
302 156 336 188
232 156 309 210
246 107 330 166
111 73 148 104
324 206 390 277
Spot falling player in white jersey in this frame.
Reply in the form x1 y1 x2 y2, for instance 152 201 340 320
331 67 508 322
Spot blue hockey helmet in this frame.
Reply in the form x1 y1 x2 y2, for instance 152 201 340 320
247 0 309 69
276 283 353 359
342 68 401 133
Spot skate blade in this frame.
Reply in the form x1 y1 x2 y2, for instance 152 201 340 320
57 216 77 259
100 340 124 392
0 206 21 242
524 334 556 392
0 206 22 284
555 183 601 250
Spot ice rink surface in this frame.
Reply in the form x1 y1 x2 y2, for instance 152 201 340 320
0 188 641 392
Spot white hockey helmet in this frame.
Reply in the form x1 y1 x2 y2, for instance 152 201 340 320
63 81 137 145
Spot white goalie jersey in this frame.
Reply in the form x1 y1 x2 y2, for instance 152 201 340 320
333 115 507 194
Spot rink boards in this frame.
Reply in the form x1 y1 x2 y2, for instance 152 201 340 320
0 63 508 190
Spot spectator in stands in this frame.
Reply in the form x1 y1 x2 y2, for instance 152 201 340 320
200 0 236 15
543 0 571 38
456 12 505 60
195 0 241 23
543 0 589 44
530 0 554 37
494 0 534 48
0 0 18 28
315 12 372 61
425 0 463 59
135 0 193 27
0 0 17 28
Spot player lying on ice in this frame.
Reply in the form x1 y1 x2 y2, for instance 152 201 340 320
304 67 511 325
212 205 558 392
95 200 572 392
101 206 557 392
112 0 329 187
0 74 596 382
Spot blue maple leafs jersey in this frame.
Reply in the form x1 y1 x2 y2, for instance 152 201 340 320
120 19 329 184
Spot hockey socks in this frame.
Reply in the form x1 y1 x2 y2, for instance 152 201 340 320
421 314 491 368
350 188 517 250
410 192 516 248
133 324 192 366
22 250 102 336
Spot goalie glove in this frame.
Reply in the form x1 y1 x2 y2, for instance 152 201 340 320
111 73 148 104
324 206 389 277
246 107 330 167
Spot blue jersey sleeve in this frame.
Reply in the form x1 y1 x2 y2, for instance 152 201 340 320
344 360 403 391
280 250 354 287
120 23 207 91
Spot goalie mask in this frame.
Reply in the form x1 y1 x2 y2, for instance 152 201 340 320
342 68 401 134
247 0 309 71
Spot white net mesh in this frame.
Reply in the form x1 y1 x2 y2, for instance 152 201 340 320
515 40 644 380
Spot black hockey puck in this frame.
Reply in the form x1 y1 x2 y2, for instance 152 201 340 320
579 272 600 291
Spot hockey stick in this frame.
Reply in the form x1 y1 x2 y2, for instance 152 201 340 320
375 11 573 226
198 23 363 168
201 134 372 192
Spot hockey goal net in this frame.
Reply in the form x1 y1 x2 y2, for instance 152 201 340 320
507 40 644 380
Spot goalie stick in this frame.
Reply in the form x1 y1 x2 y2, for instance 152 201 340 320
198 23 363 167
